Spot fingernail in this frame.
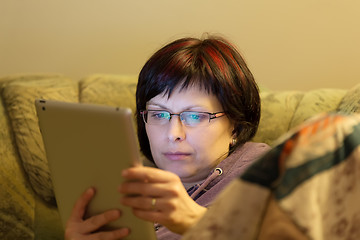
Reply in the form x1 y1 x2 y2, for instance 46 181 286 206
87 187 95 194
122 169 129 177
114 209 122 217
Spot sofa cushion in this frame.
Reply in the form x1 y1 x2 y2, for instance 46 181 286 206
337 83 360 114
34 194 64 240
254 91 304 145
2 75 78 205
79 74 137 113
289 89 346 129
0 94 35 239
255 89 348 146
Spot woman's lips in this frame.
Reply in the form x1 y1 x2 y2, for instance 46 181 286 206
163 152 191 161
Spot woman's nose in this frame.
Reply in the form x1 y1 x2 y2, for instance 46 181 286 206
167 116 186 142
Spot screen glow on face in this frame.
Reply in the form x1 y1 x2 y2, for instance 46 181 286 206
142 110 225 127
143 85 233 183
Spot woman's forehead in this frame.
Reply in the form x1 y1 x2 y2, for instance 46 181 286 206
147 85 222 111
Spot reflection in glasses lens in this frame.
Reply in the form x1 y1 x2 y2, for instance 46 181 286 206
141 110 225 127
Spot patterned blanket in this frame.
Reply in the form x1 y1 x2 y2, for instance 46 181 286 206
183 113 360 240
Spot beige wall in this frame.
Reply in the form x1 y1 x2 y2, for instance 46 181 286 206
1 0 359 90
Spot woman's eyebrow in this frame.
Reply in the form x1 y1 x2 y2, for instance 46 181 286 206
146 102 168 109
147 101 213 111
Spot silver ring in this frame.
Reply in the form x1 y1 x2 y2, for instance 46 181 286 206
151 198 156 210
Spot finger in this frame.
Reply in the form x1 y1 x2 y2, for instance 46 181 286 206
122 166 179 183
81 228 130 240
120 178 188 199
122 195 180 214
69 187 96 221
121 196 161 211
119 181 169 196
82 209 122 233
132 207 165 223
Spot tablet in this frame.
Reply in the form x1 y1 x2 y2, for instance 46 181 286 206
35 99 156 240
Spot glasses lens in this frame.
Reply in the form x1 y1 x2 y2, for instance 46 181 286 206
181 112 209 126
147 110 170 125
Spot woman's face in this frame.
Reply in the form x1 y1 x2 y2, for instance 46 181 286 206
145 85 234 184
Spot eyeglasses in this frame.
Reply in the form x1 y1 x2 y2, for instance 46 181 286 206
140 110 226 127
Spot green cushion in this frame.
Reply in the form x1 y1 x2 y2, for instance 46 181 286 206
2 76 78 204
337 83 360 114
0 96 35 240
290 89 346 129
79 74 137 113
254 91 304 145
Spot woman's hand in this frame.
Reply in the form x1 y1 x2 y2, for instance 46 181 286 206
65 187 130 240
119 166 207 235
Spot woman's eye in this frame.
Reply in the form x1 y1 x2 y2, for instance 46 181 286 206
151 112 168 119
189 114 200 120
186 113 207 122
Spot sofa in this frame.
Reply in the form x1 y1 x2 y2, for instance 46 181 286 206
0 74 359 240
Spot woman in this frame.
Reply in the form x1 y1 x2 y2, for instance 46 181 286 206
65 35 270 240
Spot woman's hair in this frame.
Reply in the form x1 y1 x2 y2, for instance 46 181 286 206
136 36 261 162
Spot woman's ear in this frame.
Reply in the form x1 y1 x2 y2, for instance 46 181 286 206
230 133 237 147
231 138 237 147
